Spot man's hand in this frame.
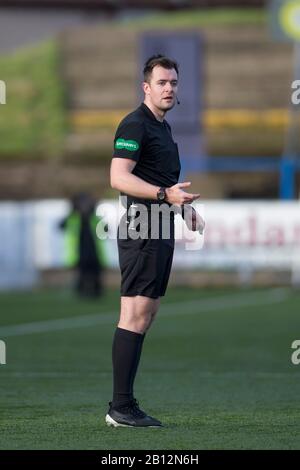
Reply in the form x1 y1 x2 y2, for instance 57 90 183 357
165 182 200 206
181 204 205 234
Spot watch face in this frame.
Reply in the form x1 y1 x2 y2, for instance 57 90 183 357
158 189 165 201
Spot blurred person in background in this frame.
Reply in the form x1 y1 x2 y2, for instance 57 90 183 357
59 192 107 298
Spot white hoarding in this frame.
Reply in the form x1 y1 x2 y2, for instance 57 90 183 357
1 200 300 289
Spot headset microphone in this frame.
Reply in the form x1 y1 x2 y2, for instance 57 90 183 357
176 96 181 105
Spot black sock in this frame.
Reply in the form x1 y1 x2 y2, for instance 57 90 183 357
112 327 145 408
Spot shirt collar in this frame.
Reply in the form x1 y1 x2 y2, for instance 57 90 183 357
140 102 165 124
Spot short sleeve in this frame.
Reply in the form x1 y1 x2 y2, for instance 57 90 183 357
113 119 145 162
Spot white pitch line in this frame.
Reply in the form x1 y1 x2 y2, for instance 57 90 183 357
0 288 290 338
160 287 290 317
0 310 117 338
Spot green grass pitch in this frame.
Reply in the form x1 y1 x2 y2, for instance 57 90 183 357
0 286 300 450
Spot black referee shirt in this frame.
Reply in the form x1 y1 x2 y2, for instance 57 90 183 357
112 102 181 207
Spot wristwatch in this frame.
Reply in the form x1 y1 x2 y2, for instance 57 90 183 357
157 187 167 202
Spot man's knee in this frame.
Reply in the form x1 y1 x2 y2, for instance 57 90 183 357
150 304 159 321
130 310 152 331
145 300 160 330
118 296 160 333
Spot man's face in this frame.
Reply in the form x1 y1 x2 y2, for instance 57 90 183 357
143 65 178 112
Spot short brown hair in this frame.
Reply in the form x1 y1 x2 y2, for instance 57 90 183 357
143 54 179 83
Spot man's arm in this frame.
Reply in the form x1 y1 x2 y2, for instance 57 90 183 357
110 158 159 199
110 157 200 206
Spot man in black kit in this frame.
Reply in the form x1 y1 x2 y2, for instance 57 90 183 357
106 55 204 428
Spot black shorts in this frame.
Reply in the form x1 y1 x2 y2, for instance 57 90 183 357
117 209 175 299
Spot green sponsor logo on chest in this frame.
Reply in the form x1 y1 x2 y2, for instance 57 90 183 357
115 138 139 151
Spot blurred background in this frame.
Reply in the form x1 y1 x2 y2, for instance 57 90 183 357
1 0 300 450
1 0 300 291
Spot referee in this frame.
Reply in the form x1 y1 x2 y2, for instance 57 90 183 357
106 55 202 428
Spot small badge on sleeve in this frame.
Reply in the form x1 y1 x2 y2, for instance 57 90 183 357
115 139 139 151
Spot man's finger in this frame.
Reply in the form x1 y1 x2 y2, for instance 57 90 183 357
177 182 191 189
183 196 194 203
183 193 200 200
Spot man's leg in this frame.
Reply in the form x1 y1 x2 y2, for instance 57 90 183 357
111 295 160 408
75 267 85 296
118 295 160 333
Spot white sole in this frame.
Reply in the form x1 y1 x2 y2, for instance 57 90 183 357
105 414 133 428
105 414 162 428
